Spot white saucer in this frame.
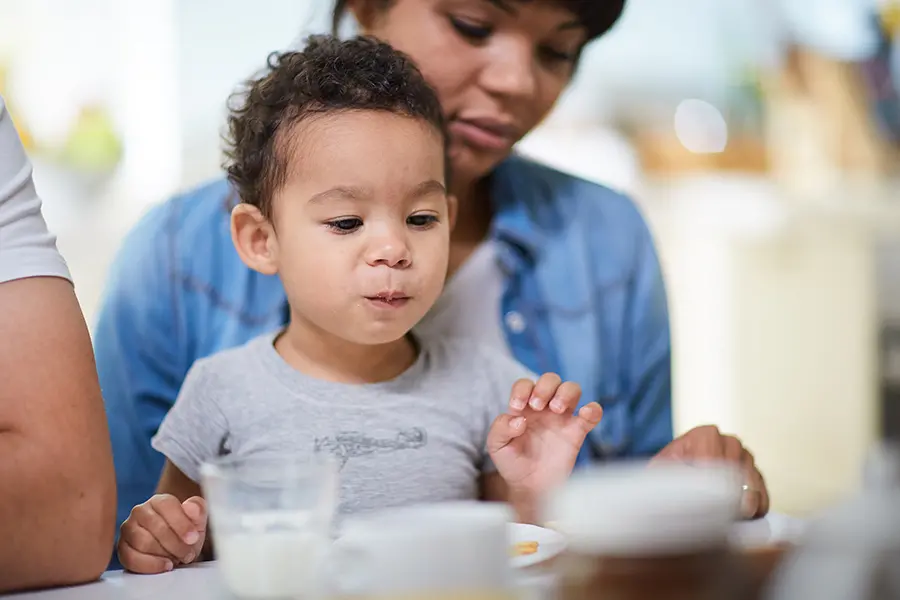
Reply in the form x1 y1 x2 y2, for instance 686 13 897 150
508 523 567 569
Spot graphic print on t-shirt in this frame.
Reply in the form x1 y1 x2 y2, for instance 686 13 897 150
217 434 232 457
314 427 427 469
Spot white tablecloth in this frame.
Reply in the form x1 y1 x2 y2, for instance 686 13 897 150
9 514 805 600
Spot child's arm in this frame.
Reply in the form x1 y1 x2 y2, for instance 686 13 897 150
481 471 541 525
117 358 227 573
117 460 207 574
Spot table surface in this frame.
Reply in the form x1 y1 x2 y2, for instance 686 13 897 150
9 514 805 600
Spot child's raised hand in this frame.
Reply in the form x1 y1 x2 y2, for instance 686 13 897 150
487 373 602 497
117 494 207 574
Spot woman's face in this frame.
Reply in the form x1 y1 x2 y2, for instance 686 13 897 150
356 0 586 185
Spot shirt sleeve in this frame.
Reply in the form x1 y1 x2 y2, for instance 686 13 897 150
478 348 537 474
151 359 229 483
0 95 71 284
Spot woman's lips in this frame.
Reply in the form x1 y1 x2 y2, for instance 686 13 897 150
449 118 517 152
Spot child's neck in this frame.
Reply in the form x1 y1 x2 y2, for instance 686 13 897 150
274 318 418 384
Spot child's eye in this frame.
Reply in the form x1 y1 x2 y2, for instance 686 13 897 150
407 214 439 229
325 217 363 234
450 16 493 42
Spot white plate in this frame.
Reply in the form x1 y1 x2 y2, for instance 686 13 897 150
508 523 567 569
730 513 806 549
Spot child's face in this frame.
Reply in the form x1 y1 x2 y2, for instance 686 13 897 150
232 110 452 346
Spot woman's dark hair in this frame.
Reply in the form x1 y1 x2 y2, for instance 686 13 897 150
331 0 626 43
224 34 446 218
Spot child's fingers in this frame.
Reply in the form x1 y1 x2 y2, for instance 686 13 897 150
151 494 203 545
548 381 582 414
566 402 603 438
182 497 208 559
120 518 169 558
527 373 562 411
182 496 207 528
134 495 196 562
486 413 527 454
118 539 174 574
509 379 535 412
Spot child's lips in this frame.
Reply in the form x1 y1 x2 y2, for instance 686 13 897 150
364 293 411 309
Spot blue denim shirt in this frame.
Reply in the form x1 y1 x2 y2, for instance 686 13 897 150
94 154 673 546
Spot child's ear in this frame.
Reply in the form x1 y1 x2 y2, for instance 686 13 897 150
231 203 279 276
447 194 459 232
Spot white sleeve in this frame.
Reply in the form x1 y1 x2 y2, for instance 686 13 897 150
0 95 71 284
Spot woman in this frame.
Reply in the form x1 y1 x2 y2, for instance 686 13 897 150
0 94 116 591
94 0 769 545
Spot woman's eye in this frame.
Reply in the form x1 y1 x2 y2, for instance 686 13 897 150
539 46 576 64
450 16 493 41
325 218 363 233
407 214 439 228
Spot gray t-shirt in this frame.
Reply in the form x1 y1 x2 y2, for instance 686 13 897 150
151 332 532 515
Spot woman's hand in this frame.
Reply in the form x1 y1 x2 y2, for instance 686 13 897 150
651 425 770 519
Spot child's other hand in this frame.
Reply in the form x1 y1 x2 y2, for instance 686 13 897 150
117 494 207 574
488 373 602 495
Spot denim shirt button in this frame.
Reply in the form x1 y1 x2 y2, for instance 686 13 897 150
504 311 527 334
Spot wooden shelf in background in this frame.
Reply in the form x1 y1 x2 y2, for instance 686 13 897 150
634 133 769 174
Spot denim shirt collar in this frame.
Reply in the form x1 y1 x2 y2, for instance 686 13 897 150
488 154 546 271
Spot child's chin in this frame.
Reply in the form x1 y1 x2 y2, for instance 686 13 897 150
348 325 416 348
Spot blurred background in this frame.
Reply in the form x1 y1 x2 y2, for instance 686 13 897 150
3 0 900 519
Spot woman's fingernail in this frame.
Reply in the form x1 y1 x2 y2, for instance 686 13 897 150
184 531 199 545
550 398 564 412
529 396 541 409
164 560 174 572
511 416 525 429
510 397 526 410
184 552 195 564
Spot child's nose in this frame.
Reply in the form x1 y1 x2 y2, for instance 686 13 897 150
365 231 412 268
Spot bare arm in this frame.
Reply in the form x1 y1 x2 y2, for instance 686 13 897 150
156 460 203 502
0 276 116 592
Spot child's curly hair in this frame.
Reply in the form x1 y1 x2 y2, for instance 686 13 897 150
223 35 447 219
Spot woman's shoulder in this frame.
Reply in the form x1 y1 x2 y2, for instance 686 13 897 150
494 155 655 266
111 177 236 277
107 176 283 321
125 178 233 247
497 154 646 226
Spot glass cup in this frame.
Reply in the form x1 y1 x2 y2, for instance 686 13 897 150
200 455 338 600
